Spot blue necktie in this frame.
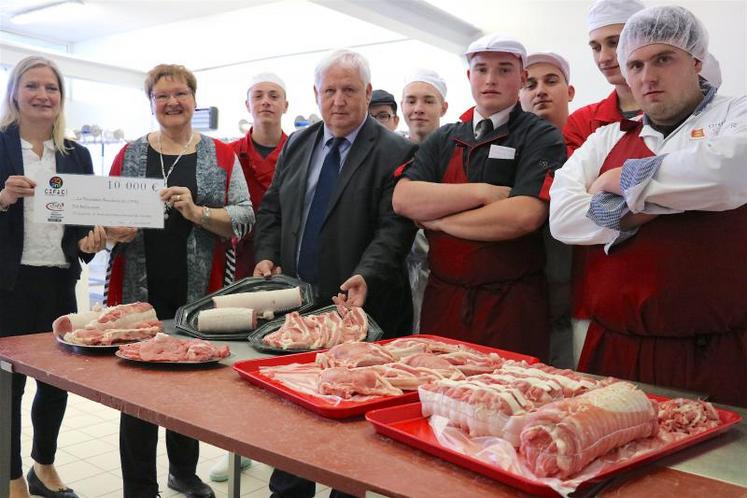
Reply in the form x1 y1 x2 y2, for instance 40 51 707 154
298 137 345 284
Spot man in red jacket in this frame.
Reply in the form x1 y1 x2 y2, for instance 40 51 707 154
231 72 288 278
563 0 644 367
564 0 644 155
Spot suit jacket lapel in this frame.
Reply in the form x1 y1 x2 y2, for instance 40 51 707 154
323 117 376 223
4 125 25 175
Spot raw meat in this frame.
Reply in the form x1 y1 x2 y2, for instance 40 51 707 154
262 305 367 350
383 337 465 359
657 398 720 441
519 382 658 478
316 342 396 368
117 333 230 362
437 351 505 376
417 360 600 443
318 367 403 398
54 303 161 346
213 287 302 312
197 308 257 333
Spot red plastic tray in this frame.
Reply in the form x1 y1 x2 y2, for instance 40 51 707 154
365 397 742 497
232 334 539 419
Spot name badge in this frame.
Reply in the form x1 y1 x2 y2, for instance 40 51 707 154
489 144 516 160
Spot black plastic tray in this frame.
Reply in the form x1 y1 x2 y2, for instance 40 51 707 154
247 305 384 355
174 275 314 340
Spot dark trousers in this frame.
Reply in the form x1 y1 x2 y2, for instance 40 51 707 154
119 413 200 498
270 469 356 498
0 265 76 479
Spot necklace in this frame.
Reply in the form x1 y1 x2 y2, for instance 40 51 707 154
158 132 194 219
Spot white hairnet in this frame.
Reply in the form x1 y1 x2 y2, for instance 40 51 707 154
249 72 286 92
526 52 571 83
404 69 448 99
586 0 645 33
700 53 721 88
618 6 709 78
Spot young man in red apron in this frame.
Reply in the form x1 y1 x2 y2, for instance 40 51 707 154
393 34 566 362
231 72 288 278
549 6 747 407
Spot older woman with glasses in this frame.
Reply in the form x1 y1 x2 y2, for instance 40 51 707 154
1 56 106 498
104 64 253 498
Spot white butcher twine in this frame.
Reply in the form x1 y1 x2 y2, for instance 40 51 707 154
212 287 302 312
197 308 257 333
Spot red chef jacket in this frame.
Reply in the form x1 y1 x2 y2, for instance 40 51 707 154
230 129 287 278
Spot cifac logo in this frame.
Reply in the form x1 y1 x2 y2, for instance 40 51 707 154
46 201 64 211
45 176 66 196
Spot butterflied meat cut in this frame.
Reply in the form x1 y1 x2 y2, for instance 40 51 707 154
383 337 465 359
318 366 403 398
316 342 396 368
262 305 368 350
54 303 161 345
519 381 658 479
117 333 230 362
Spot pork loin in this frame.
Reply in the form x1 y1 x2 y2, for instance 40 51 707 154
519 381 658 479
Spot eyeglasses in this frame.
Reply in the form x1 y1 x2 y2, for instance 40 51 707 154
151 90 193 104
372 111 394 122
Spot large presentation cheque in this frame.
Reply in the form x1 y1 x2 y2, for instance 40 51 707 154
32 174 165 228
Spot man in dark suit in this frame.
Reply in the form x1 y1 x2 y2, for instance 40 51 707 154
253 49 418 341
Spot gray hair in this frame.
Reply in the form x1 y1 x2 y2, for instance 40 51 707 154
314 49 371 90
0 56 68 153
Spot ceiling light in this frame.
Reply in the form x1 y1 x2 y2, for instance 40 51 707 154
11 0 87 25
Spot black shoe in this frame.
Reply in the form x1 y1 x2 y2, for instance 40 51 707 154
26 467 78 498
167 474 215 498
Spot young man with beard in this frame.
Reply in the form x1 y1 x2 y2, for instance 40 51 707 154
550 6 747 407
520 52 575 368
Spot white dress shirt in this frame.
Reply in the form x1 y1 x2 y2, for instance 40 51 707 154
20 138 68 267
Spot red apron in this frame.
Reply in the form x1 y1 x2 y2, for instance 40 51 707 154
231 131 286 278
420 141 550 361
577 122 747 407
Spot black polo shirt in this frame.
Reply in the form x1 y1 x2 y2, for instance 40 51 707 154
403 104 566 198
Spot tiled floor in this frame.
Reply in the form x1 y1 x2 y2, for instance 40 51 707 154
19 381 332 498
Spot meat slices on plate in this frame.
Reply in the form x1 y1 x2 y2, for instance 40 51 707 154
316 342 396 369
262 305 368 350
54 303 161 345
117 333 230 362
519 381 658 479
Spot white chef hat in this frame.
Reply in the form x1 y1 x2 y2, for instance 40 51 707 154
587 0 645 33
464 33 527 68
525 52 571 83
403 69 448 100
618 6 709 78
248 72 286 92
699 52 722 89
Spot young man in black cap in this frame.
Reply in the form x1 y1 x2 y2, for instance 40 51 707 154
369 89 399 131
